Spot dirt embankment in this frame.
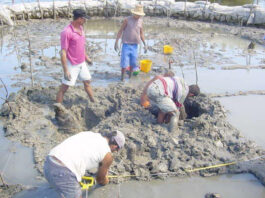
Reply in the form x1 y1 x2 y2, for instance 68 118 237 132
0 184 24 198
0 83 264 186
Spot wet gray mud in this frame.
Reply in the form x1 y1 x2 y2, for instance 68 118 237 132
0 184 24 198
0 17 265 197
0 83 264 184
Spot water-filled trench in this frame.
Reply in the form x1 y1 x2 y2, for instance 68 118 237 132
0 17 265 197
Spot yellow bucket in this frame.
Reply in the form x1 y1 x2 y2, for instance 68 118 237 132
163 45 173 54
140 59 152 73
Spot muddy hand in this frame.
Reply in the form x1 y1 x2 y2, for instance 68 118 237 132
64 71 71 81
86 59 93 65
144 44 148 54
114 42 119 52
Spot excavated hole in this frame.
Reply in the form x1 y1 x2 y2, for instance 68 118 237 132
149 97 206 120
184 98 206 119
85 101 119 130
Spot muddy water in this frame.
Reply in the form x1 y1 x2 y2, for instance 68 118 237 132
94 174 265 198
0 121 41 186
14 174 265 198
217 95 265 148
0 18 265 197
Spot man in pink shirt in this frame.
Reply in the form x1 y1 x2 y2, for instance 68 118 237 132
56 9 95 103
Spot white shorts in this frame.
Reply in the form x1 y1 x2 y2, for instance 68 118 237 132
62 61 91 86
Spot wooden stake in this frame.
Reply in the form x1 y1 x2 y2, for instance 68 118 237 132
68 0 72 19
53 0 56 20
83 0 87 13
0 174 8 187
13 28 21 66
193 50 198 86
184 0 187 17
26 28 34 87
1 28 3 54
37 0 43 20
0 78 13 113
168 57 173 69
180 65 185 79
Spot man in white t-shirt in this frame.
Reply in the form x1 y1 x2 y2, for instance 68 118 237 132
140 72 200 132
43 130 125 198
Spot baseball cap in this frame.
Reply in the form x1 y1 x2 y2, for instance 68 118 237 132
73 9 90 19
113 130 125 149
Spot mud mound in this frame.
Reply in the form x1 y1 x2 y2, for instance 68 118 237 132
0 84 264 183
0 184 24 198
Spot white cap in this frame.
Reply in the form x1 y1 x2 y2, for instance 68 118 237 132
113 130 125 149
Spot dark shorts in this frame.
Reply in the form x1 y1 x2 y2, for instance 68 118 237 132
43 156 81 198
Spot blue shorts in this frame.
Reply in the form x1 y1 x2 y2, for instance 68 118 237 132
120 43 138 70
43 156 81 198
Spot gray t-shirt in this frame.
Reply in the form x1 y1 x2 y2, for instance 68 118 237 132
122 16 143 44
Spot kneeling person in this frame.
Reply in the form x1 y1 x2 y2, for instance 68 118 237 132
43 130 125 198
141 73 200 132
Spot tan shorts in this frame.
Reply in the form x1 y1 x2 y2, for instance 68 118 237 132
147 82 177 113
62 61 91 86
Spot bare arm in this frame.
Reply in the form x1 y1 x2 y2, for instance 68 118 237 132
140 27 146 46
114 19 128 49
96 152 113 185
61 49 68 73
140 75 162 106
85 52 92 65
61 49 72 81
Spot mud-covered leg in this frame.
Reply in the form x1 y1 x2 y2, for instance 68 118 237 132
83 80 95 102
179 105 187 120
121 68 126 81
56 84 69 103
169 110 180 133
128 66 132 79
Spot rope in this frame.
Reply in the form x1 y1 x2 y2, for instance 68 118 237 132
185 162 236 172
185 154 265 173
81 154 265 190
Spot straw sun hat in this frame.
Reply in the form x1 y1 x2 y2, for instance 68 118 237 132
131 4 145 16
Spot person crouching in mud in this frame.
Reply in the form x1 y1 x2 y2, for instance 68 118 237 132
43 130 125 198
140 72 200 132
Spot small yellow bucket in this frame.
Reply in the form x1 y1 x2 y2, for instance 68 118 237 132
163 45 173 54
140 59 152 73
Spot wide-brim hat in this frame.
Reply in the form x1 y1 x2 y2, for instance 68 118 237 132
131 4 145 16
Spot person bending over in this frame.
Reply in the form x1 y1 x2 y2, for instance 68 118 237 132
141 72 200 132
43 130 125 198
